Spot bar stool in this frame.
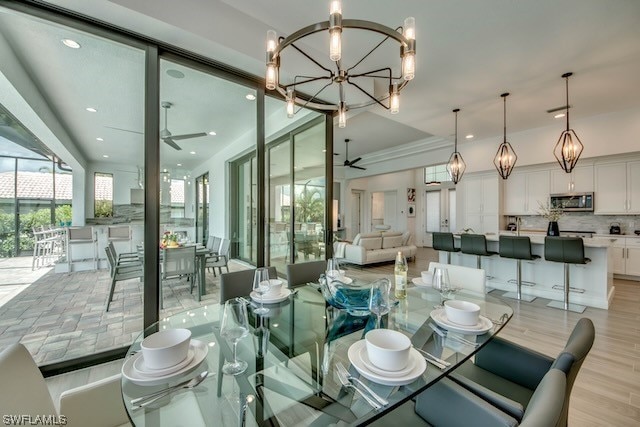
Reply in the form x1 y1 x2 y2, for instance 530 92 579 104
67 226 98 271
460 234 498 269
432 232 460 264
108 225 132 252
499 235 539 302
544 237 589 313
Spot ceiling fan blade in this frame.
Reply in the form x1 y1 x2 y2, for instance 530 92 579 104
343 160 350 166
350 165 366 170
105 125 143 134
350 157 362 164
163 138 182 150
170 132 207 141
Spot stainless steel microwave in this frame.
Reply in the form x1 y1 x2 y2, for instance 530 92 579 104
549 192 594 212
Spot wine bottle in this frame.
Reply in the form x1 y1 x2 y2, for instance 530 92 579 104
394 251 407 299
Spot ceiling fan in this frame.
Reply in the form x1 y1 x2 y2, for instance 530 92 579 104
342 138 366 170
160 101 208 150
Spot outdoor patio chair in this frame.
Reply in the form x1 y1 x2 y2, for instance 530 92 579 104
206 235 221 255
204 238 230 276
161 246 197 308
0 343 131 427
105 245 143 312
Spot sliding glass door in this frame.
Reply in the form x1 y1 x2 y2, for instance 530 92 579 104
230 152 257 264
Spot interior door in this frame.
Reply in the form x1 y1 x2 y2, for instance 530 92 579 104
424 188 456 247
350 191 362 239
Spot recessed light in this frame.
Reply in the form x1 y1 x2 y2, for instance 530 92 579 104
86 107 97 113
554 113 566 119
177 163 182 166
208 131 217 136
190 151 196 155
166 69 185 79
465 134 474 139
62 39 81 49
96 137 103 141
102 155 109 158
246 94 256 101
322 149 327 152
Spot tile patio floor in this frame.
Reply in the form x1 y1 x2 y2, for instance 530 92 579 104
0 256 251 365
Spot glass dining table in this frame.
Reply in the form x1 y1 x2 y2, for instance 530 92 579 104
121 272 513 426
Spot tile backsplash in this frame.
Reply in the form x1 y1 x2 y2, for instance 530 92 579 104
511 213 640 235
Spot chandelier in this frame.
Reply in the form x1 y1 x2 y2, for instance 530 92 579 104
447 108 466 184
493 92 518 179
553 72 583 173
265 0 416 127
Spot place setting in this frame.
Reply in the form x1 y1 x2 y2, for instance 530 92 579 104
430 299 493 336
249 267 291 311
122 328 209 387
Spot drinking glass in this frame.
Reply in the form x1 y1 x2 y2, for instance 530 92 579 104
326 257 343 280
220 298 249 375
432 267 451 308
369 279 391 329
252 267 271 315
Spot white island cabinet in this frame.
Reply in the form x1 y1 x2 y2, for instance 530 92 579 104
445 233 614 309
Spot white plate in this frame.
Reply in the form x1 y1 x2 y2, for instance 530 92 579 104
329 276 352 285
430 309 493 335
347 340 426 386
411 277 432 287
122 339 208 386
358 345 416 378
250 288 292 304
133 348 195 377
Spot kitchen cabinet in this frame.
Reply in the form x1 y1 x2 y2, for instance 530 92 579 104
611 239 626 275
550 166 594 194
503 170 549 215
595 161 640 214
462 174 500 234
611 237 640 277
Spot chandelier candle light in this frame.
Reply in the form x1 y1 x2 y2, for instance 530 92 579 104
554 72 584 173
265 0 416 127
447 108 466 184
494 92 518 179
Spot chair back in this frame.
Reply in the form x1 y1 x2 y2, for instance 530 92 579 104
0 344 57 417
544 237 587 264
432 232 456 252
107 225 130 241
67 226 94 242
206 235 222 253
286 260 327 288
460 233 489 256
499 235 535 260
551 318 595 426
162 246 196 278
105 245 116 273
218 238 231 256
428 262 486 295
220 267 277 303
520 369 566 427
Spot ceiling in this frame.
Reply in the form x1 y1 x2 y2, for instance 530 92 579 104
2 0 640 170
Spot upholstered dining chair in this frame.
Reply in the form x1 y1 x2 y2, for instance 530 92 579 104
0 344 130 427
285 260 327 288
428 261 486 295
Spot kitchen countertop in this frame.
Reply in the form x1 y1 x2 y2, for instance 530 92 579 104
493 231 613 248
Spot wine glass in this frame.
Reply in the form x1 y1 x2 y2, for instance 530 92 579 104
369 279 391 329
220 298 250 375
326 257 343 280
252 267 271 315
432 267 451 308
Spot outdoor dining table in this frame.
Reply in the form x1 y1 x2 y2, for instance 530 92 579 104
121 273 513 426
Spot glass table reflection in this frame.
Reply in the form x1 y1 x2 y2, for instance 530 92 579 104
121 275 513 426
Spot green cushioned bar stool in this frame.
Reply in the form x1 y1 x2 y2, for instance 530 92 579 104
544 237 590 313
499 236 539 302
432 232 460 264
461 234 498 270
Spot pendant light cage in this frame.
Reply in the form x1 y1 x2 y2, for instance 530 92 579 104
553 73 583 173
447 108 466 184
494 92 518 179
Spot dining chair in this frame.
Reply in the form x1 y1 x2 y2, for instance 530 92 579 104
219 267 277 303
161 246 197 308
428 261 486 295
105 246 143 311
107 241 140 265
0 343 130 427
206 235 221 255
286 260 327 288
205 238 230 276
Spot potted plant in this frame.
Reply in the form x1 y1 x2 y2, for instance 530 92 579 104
538 201 563 236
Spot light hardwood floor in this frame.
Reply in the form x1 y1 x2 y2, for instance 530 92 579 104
46 248 640 425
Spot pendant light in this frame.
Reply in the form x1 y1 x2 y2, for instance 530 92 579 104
553 72 583 173
494 93 518 179
447 108 466 184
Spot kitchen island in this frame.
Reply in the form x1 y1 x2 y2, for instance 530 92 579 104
445 232 615 309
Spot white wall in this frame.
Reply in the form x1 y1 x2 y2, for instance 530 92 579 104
84 162 139 218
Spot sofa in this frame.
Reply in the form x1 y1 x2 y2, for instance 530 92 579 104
337 231 417 265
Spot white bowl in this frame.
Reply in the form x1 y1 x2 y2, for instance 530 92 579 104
444 300 481 326
140 328 191 370
364 329 411 372
421 271 433 285
264 279 283 296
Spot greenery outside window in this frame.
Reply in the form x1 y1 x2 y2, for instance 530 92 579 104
94 172 113 217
